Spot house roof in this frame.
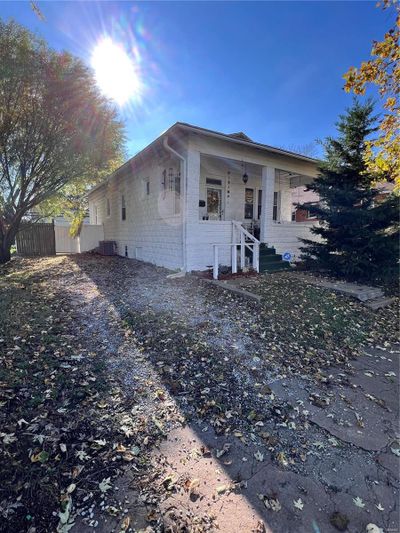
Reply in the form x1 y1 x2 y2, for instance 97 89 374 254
88 121 319 195
175 122 318 163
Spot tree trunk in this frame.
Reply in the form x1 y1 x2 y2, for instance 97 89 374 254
0 225 17 264
0 239 12 264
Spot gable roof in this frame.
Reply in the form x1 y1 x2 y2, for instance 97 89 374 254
89 121 318 195
175 122 318 163
227 131 253 142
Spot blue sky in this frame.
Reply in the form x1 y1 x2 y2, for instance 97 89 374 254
1 1 391 157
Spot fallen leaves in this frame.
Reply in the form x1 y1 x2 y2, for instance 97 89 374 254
30 450 50 463
184 478 200 494
258 493 281 512
353 496 366 508
98 477 112 493
2 255 397 533
254 450 264 462
293 498 304 511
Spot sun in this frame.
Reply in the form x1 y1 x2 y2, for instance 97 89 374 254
91 38 141 106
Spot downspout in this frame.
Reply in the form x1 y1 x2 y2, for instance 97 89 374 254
163 136 187 272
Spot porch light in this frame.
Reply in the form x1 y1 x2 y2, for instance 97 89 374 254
242 161 249 184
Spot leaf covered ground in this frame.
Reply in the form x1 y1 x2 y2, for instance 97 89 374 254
0 255 398 533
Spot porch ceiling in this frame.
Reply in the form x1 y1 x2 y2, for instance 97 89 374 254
278 169 315 188
200 153 262 178
200 155 315 188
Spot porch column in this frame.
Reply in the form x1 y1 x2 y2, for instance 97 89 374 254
185 148 200 224
279 176 293 222
260 166 275 243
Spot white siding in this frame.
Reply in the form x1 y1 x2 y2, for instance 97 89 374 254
267 222 322 259
88 154 184 270
186 221 233 271
199 156 262 223
88 129 320 272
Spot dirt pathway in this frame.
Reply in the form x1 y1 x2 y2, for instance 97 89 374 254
52 255 398 533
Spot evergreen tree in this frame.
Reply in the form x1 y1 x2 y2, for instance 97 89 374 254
299 100 399 284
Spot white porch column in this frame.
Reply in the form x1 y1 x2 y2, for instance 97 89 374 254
279 176 293 222
260 166 275 243
185 148 201 225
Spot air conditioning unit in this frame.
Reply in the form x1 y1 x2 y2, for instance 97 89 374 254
98 240 116 256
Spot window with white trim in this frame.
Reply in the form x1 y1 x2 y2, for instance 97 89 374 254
121 194 126 221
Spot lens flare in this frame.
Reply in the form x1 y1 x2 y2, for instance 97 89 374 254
91 37 141 106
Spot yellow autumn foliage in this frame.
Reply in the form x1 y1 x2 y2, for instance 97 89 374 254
343 0 400 192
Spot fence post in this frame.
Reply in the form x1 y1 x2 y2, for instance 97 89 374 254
240 232 245 270
231 244 237 274
213 245 219 280
254 243 259 273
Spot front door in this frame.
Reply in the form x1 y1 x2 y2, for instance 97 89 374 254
207 187 222 220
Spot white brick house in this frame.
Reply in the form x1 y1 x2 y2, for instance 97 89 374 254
88 122 320 274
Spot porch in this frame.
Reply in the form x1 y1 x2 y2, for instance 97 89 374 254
185 151 320 274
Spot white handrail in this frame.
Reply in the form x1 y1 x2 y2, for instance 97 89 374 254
212 222 260 279
232 221 260 244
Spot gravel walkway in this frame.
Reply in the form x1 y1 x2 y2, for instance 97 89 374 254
48 255 399 532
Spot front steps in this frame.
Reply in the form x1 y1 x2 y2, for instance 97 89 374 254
259 244 291 273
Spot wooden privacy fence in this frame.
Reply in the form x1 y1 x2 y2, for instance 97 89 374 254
16 223 56 257
16 223 104 256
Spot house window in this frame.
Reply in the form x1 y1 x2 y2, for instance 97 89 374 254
244 188 254 219
162 169 167 193
273 191 280 221
106 198 111 217
257 190 262 219
121 194 126 221
206 178 222 186
145 178 150 196
174 172 181 214
94 205 98 225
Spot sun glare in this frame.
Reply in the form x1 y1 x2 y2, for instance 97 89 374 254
91 38 141 106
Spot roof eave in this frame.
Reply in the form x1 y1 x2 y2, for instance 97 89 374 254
176 122 320 164
88 121 320 197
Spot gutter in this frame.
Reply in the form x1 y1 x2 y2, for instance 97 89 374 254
162 136 187 272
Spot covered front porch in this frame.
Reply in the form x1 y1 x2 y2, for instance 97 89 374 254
185 150 319 274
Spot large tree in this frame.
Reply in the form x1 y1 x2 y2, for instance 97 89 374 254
0 20 124 262
343 0 399 190
299 100 399 284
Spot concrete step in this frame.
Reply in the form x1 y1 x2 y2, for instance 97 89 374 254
259 254 284 263
315 280 384 302
260 262 291 273
365 297 397 311
356 289 384 302
259 245 276 255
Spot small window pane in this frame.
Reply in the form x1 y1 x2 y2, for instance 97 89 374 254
244 188 254 219
121 195 126 221
206 178 222 186
174 174 181 214
257 190 262 219
273 191 279 221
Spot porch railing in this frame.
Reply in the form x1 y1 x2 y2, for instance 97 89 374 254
212 221 260 280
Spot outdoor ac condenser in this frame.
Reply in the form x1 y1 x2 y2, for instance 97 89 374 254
98 240 117 256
